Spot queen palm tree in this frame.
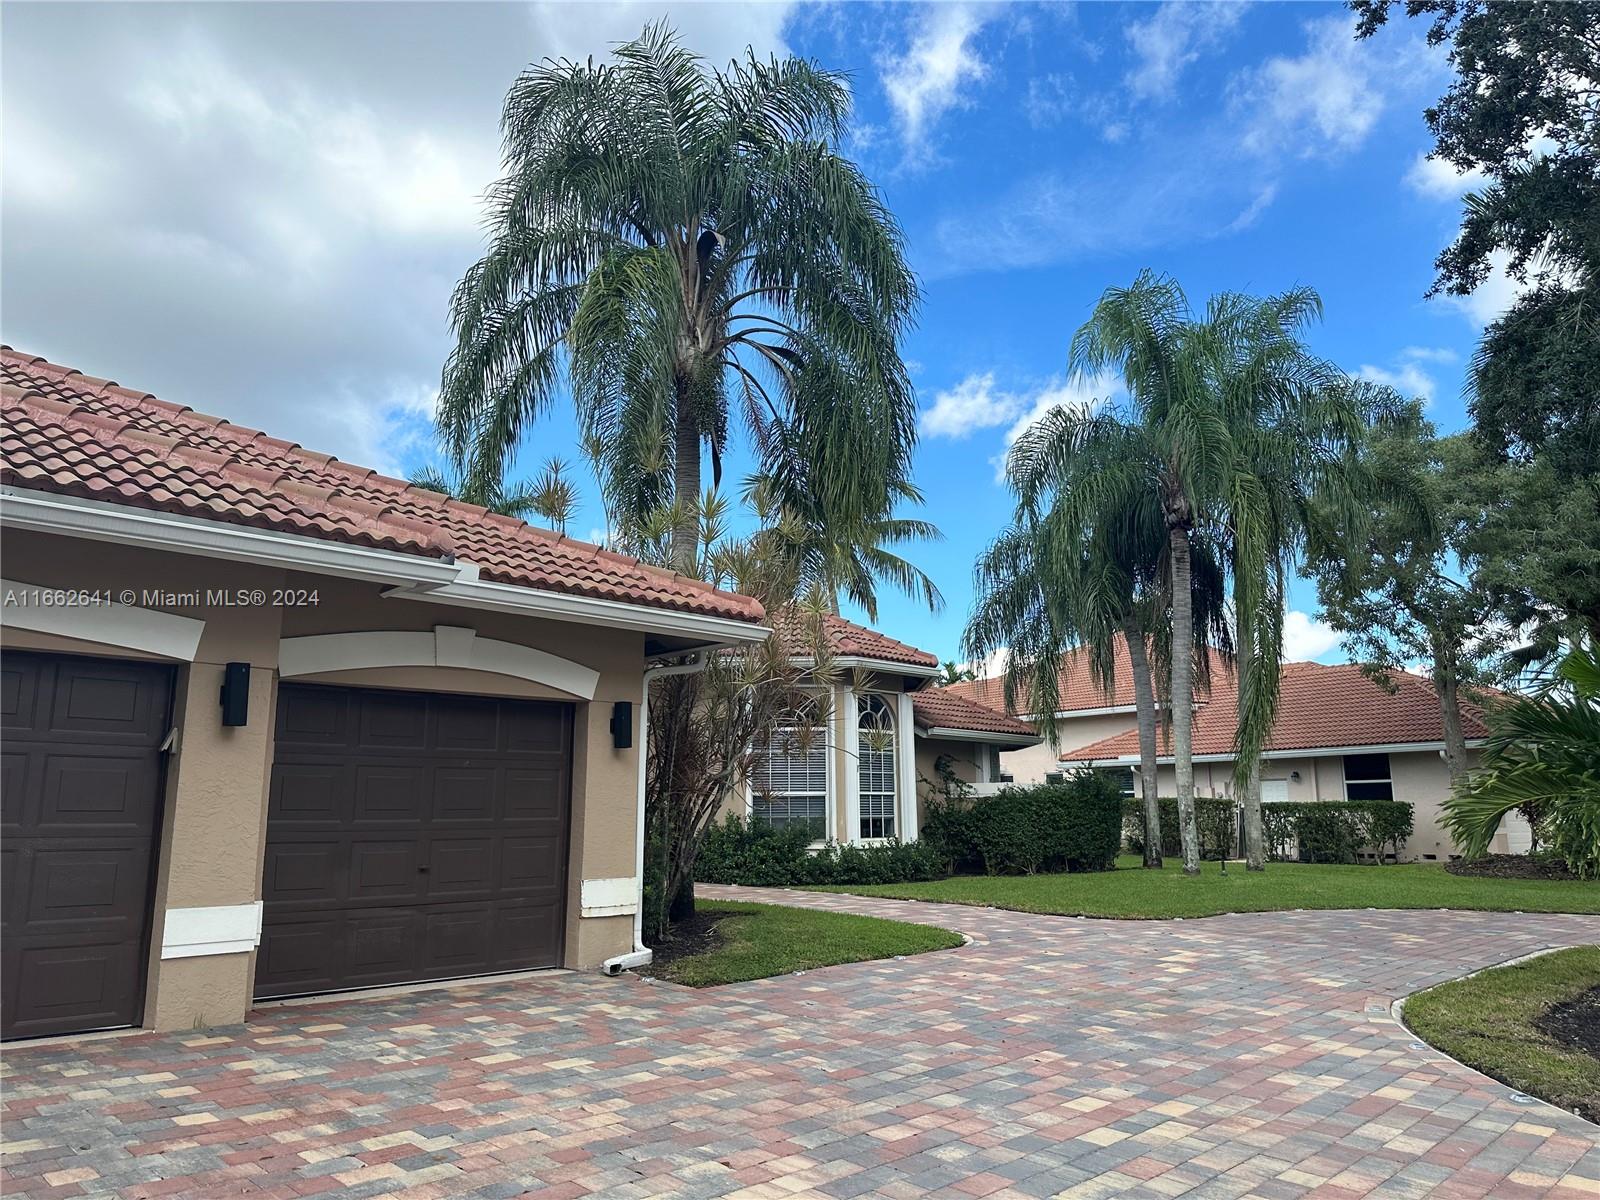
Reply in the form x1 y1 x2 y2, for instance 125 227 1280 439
438 23 919 571
1203 290 1362 870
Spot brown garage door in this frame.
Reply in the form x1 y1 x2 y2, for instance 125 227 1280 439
1 651 173 1040
255 683 572 999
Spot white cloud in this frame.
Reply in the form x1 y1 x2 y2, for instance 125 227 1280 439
1231 14 1427 159
921 372 1018 438
1440 249 1534 326
1223 183 1278 233
1404 152 1489 199
527 2 795 68
880 3 990 165
1125 2 1247 101
1357 361 1437 405
1283 610 1342 662
1402 345 1458 364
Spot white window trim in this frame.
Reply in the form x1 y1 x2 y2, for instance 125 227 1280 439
278 625 599 699
1342 753 1394 802
748 707 830 840
856 693 899 843
2 577 205 661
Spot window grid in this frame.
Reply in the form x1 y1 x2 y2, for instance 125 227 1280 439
752 722 827 838
858 695 896 840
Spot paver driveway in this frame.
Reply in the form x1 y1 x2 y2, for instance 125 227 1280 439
2 887 1596 1200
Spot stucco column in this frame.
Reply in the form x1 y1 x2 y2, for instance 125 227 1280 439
896 691 918 842
841 683 859 845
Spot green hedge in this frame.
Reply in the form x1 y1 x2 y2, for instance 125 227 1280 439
924 776 1122 875
1122 798 1237 860
1263 800 1413 863
694 815 944 886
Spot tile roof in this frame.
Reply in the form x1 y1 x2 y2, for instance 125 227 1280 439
910 687 1039 741
948 643 1232 716
1060 660 1491 762
0 347 764 624
768 608 939 669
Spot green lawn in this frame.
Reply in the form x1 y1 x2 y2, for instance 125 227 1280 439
806 855 1600 919
649 899 964 987
1404 946 1600 1123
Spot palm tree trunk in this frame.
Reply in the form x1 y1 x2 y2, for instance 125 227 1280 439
672 374 701 573
1433 640 1470 790
1122 618 1163 869
1237 604 1266 871
1169 525 1201 876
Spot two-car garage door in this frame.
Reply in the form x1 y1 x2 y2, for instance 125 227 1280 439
255 683 573 999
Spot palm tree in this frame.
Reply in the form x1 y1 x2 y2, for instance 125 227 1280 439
438 23 918 571
1016 273 1234 875
978 439 1231 871
408 457 579 531
938 661 976 687
1203 290 1361 870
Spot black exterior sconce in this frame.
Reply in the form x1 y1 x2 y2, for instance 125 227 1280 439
610 700 633 749
220 662 251 726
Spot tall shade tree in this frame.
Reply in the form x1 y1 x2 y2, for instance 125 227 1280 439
439 23 919 570
1205 289 1363 871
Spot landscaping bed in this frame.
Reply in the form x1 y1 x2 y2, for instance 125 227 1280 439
1446 853 1583 881
807 856 1600 919
1404 946 1600 1124
642 899 963 987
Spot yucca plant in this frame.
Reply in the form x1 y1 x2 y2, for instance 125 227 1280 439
1443 642 1600 878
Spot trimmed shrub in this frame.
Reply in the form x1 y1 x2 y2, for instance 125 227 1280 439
693 815 943 886
1121 797 1237 860
925 775 1122 875
1262 800 1414 863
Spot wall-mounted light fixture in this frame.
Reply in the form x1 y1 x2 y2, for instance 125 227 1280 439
220 662 251 726
1289 769 1302 782
610 700 633 749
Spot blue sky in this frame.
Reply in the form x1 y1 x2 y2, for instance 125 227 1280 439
4 2 1511 667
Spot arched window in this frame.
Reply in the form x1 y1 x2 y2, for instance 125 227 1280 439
857 695 897 840
751 707 827 839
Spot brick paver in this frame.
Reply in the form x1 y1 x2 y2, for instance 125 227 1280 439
2 887 1596 1198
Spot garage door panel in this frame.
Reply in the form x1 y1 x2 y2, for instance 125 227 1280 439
1 652 170 1040
261 839 343 905
503 768 569 824
357 690 427 749
270 762 348 825
433 768 496 822
258 683 572 1000
276 685 352 746
353 764 426 825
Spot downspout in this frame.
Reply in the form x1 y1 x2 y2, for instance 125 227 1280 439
602 650 708 976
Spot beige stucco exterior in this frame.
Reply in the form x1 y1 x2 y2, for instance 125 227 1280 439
2 527 666 1033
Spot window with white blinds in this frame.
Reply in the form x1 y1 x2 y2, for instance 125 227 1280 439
751 719 827 837
858 695 897 840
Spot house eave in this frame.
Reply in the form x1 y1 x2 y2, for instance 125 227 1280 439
917 725 1040 747
1064 738 1489 766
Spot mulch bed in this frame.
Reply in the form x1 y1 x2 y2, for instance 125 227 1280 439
1445 854 1581 881
640 907 736 976
1536 984 1600 1062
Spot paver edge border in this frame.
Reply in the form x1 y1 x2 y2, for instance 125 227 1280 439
1390 942 1600 1131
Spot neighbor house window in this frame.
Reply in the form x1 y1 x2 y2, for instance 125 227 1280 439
858 695 897 840
1343 753 1393 801
752 713 827 839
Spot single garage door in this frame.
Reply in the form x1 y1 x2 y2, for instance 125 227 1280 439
1 651 173 1040
255 683 572 999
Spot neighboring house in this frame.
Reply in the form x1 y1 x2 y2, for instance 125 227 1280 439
951 649 1520 862
725 612 1039 844
0 347 772 1040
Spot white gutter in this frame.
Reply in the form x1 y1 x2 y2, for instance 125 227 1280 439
3 486 770 645
918 725 1040 746
789 654 943 679
1067 738 1489 766
602 649 709 977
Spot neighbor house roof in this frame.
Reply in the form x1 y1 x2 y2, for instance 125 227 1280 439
0 347 764 624
948 643 1232 717
1061 660 1491 762
768 608 940 671
910 687 1039 743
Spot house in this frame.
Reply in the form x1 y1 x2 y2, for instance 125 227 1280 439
0 346 774 1040
950 649 1520 862
725 612 1040 844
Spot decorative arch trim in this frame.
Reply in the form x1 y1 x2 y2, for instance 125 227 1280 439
1 578 205 661
277 625 599 699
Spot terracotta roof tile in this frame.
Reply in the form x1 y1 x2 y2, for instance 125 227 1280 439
767 609 939 669
1 347 764 624
1060 661 1490 762
948 643 1231 715
910 688 1039 741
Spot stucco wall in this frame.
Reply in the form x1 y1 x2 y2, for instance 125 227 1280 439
1000 711 1138 783
2 528 650 1032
